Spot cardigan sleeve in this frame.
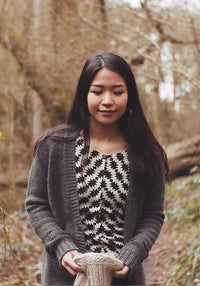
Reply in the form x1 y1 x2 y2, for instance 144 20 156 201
118 154 165 273
25 138 79 264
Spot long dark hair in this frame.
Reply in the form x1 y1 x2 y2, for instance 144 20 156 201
35 53 169 183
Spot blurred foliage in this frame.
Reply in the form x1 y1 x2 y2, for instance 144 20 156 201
0 151 9 172
165 175 200 286
0 131 4 139
0 208 42 286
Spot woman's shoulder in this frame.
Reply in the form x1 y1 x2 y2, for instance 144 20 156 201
34 124 80 155
50 124 80 140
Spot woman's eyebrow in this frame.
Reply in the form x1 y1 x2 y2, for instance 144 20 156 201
112 84 126 88
90 84 126 88
90 84 104 87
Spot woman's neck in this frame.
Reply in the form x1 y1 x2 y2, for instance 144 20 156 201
90 124 120 142
88 123 128 155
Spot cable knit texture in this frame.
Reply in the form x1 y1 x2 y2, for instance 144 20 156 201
25 129 165 285
73 253 123 286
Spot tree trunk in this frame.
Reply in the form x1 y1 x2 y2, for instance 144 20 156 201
32 90 43 144
7 94 15 190
165 135 200 178
152 91 165 144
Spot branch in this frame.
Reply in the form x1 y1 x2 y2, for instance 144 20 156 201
137 0 200 31
184 0 200 55
79 15 200 91
139 50 200 90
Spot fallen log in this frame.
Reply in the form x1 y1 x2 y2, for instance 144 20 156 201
0 136 200 187
165 135 200 178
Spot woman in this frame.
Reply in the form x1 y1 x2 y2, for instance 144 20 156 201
26 53 169 285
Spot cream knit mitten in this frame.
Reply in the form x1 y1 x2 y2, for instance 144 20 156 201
73 252 123 286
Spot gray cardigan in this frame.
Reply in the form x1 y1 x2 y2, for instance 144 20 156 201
26 130 165 286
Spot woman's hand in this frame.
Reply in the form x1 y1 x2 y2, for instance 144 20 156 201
114 265 130 277
61 250 83 276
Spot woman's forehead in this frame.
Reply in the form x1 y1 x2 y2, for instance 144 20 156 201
90 68 126 86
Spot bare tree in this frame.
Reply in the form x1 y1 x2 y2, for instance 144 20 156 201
0 0 200 180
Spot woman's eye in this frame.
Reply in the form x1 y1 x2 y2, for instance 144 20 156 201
114 91 123 95
92 91 102 95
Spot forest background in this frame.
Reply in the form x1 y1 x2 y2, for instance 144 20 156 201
0 0 200 285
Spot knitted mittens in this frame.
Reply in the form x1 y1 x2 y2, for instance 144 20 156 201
73 252 123 286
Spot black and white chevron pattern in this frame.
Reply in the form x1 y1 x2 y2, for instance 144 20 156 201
75 137 130 254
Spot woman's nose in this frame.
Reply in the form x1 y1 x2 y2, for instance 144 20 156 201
102 92 113 105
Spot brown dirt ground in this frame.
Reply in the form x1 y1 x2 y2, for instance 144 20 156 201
144 224 179 286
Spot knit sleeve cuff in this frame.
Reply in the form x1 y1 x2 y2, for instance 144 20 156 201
118 249 139 270
55 239 79 267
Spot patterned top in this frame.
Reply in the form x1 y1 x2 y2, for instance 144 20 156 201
75 136 130 255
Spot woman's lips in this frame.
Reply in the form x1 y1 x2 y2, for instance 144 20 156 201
99 110 116 116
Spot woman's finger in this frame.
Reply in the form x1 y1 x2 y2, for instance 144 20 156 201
65 265 77 276
114 265 130 277
61 250 83 275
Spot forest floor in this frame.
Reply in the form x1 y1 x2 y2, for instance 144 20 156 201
144 225 178 285
0 174 200 286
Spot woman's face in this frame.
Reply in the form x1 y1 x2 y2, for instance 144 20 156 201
87 68 128 129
